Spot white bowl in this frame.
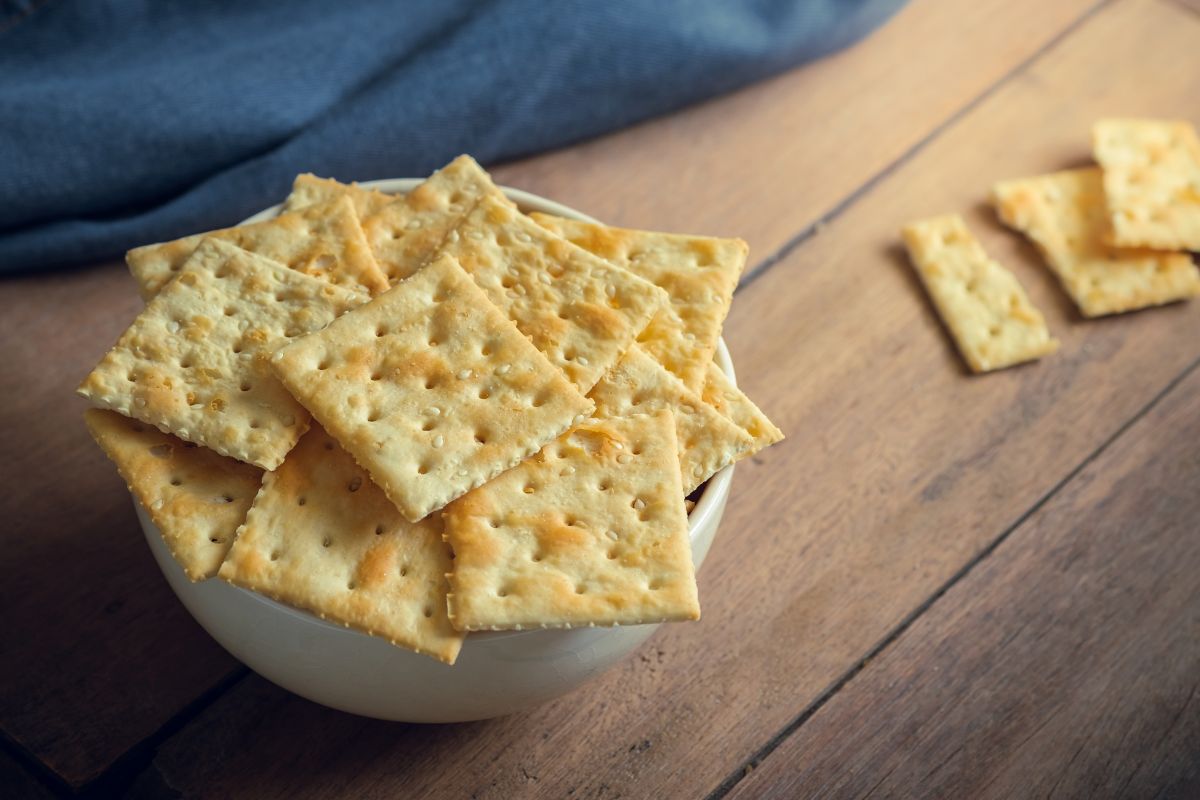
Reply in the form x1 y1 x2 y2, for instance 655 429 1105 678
137 180 736 722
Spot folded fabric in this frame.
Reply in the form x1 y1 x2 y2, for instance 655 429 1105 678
0 0 904 272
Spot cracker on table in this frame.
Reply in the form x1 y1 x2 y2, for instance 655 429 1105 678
901 214 1058 372
440 197 667 392
79 238 362 470
1093 118 1200 251
218 425 463 663
361 154 511 284
531 213 747 390
700 363 785 454
271 253 593 522
443 410 699 631
284 173 394 218
84 408 262 581
127 196 388 299
588 345 753 494
992 168 1200 317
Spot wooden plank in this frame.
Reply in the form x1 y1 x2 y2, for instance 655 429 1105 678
727 364 1200 800
129 1 1200 797
0 266 239 788
493 0 1099 265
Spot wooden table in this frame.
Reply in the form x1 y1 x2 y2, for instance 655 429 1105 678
4 0 1199 796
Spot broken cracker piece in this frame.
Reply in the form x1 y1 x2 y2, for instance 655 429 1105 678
902 213 1058 372
992 168 1200 317
1093 118 1200 251
700 363 784 454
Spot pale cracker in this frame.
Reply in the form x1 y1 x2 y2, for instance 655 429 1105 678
84 408 263 581
531 213 747 390
218 425 464 663
901 214 1059 373
700 363 785 454
1093 118 1200 250
588 345 753 494
443 410 699 631
992 168 1200 317
271 253 593 522
127 196 388 299
361 154 512 284
78 238 362 470
284 173 394 218
439 197 668 392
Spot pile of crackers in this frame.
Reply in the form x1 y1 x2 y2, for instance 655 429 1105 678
903 118 1200 373
79 156 783 664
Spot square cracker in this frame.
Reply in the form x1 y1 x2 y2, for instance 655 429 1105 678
1093 118 1200 250
127 196 388 299
218 425 464 664
439 196 668 392
531 213 747 390
992 168 1200 317
84 408 262 581
901 214 1059 373
271 253 594 523
588 345 753 494
361 154 512 284
700 363 785 454
78 238 362 470
284 173 394 218
443 410 699 631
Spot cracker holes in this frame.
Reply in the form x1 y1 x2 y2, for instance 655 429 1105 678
574 585 587 595
422 420 437 432
367 409 382 423
481 343 494 357
270 551 281 561
522 483 536 494
531 392 550 408
179 357 193 369
423 606 434 618
530 551 543 563
149 444 172 459
298 496 307 506
322 536 332 548
488 518 501 528
210 536 223 544
375 524 385 535
598 479 611 492
223 306 236 317
478 387 491 400
274 292 287 303
988 325 1002 338
126 372 137 383
607 549 618 560
501 276 516 289
417 463 431 475
169 476 182 486
221 494 234 504
347 477 363 492
474 431 489 445
317 358 331 371
648 579 665 591
496 587 510 598
346 581 357 591
370 370 383 381
375 324 388 338
631 443 644 456
249 420 262 430
399 565 409 577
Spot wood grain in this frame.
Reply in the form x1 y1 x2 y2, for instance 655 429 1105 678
122 1 1200 797
0 266 239 788
727 364 1200 800
492 0 1098 267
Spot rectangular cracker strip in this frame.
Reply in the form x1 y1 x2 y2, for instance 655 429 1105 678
361 155 512 284
531 213 747 390
588 345 753 494
992 168 1200 317
78 238 362 469
443 410 699 631
901 214 1059 373
700 363 785 454
218 425 464 663
1093 118 1200 250
271 253 594 522
127 196 388 299
284 173 394 218
439 197 668 392
84 408 262 581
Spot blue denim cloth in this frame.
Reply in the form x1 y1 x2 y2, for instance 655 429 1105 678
0 0 903 272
